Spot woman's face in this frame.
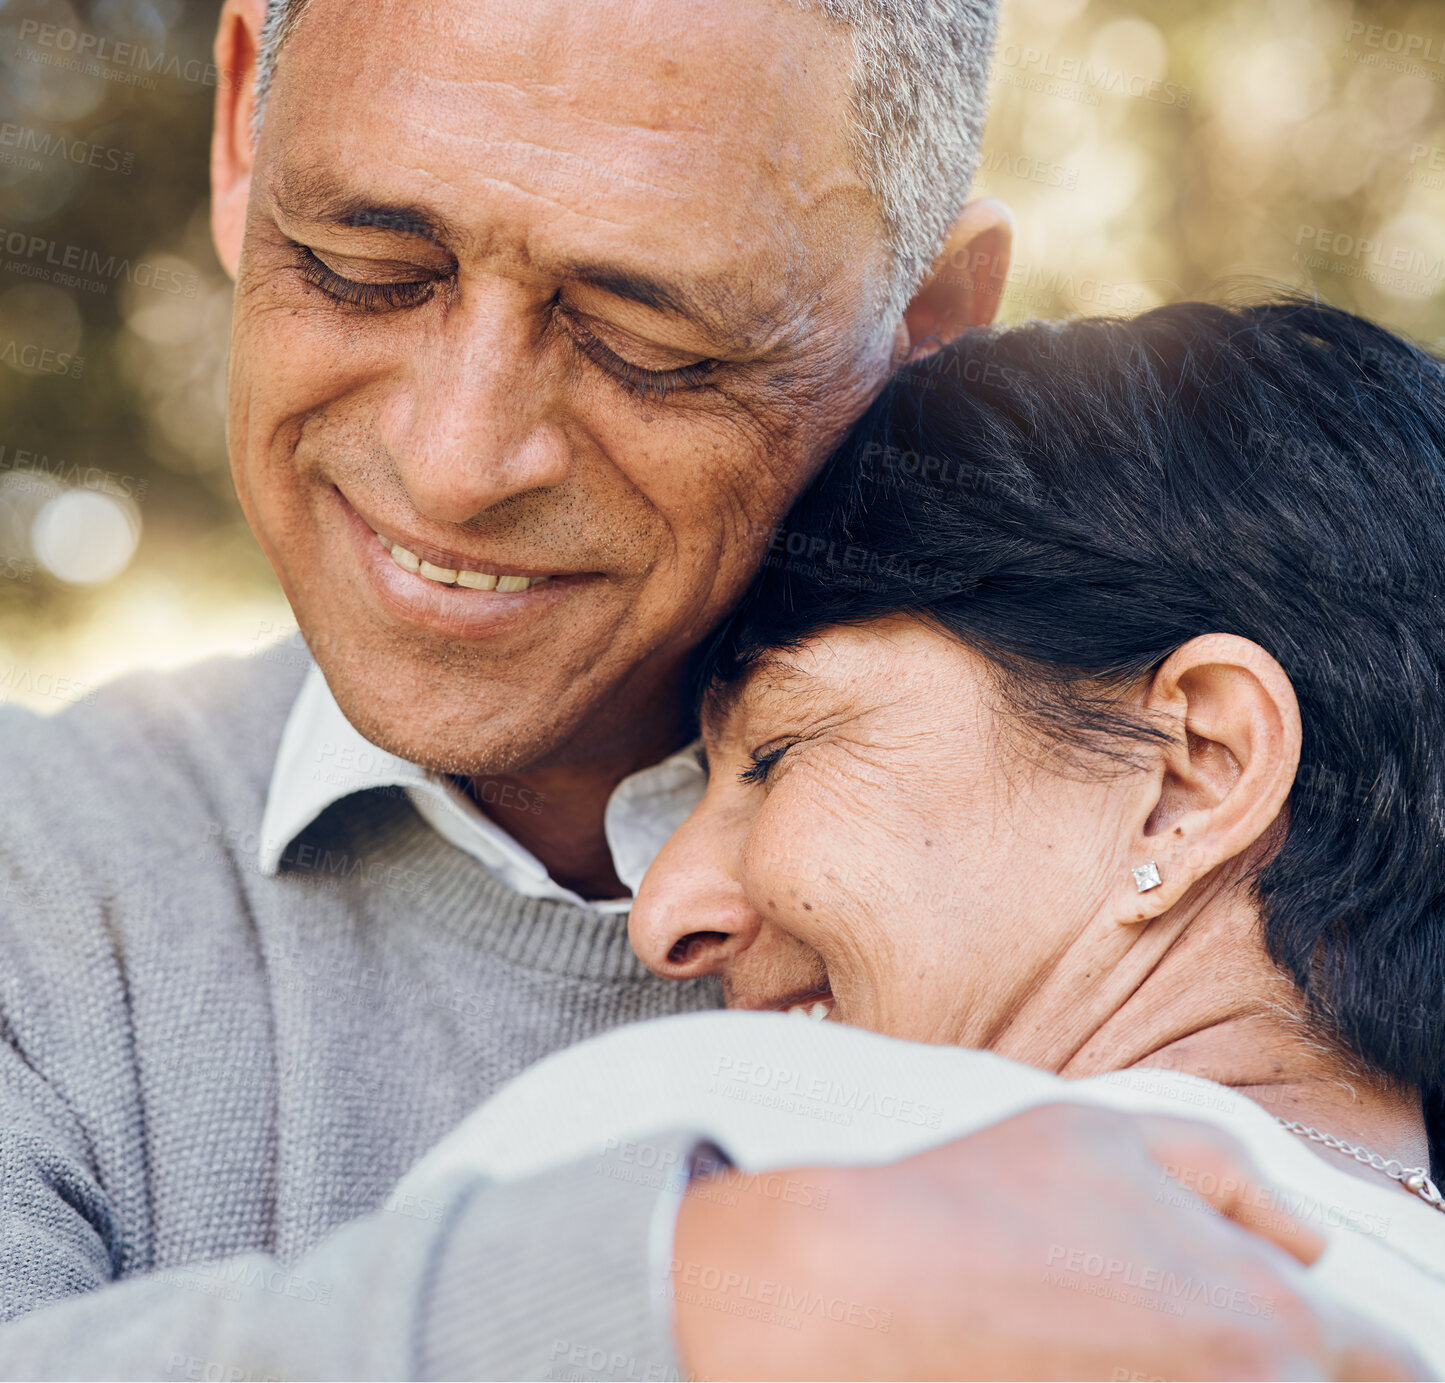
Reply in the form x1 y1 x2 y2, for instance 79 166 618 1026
629 615 1151 1051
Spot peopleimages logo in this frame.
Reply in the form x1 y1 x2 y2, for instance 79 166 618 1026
0 123 133 174
1294 225 1444 280
1345 18 1445 65
993 42 1191 106
0 228 197 296
0 443 149 500
0 665 98 706
977 148 1080 191
15 19 232 90
0 339 83 377
667 1260 895 1333
1045 1245 1275 1319
765 525 971 595
711 1054 944 1129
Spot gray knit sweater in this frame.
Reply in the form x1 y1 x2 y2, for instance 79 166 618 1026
0 650 722 1380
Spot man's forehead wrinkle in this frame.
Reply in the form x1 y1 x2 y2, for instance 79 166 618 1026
384 106 730 245
282 0 863 220
445 169 634 231
396 105 693 204
367 35 861 222
270 44 869 359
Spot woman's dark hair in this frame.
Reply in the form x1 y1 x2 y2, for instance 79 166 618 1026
702 298 1445 1173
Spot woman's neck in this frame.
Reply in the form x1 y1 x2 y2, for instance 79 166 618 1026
1140 1013 1430 1186
987 888 1430 1185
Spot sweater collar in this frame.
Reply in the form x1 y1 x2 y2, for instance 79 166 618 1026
258 660 704 912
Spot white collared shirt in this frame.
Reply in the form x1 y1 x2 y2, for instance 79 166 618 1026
258 664 706 913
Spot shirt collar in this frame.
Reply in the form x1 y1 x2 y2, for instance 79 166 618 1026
258 662 705 912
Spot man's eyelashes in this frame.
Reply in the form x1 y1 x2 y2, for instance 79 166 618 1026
292 244 438 312
289 244 717 403
565 324 717 402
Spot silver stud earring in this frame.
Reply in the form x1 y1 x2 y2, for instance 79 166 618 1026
1131 862 1162 893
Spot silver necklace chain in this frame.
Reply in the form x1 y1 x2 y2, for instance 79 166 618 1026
1274 1117 1445 1212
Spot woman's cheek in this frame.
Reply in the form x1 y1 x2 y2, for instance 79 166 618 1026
744 784 821 893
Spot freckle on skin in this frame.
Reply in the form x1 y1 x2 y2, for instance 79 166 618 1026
803 902 813 911
1174 825 1184 835
767 898 777 911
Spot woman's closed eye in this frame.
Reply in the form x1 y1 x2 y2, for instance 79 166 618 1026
739 740 794 787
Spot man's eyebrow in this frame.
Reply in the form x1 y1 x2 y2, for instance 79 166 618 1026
268 170 458 246
563 261 746 340
566 263 700 320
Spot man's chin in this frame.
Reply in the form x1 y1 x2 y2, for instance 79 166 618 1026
315 650 581 779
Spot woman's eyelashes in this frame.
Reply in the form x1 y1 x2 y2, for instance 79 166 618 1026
290 244 717 403
739 741 793 787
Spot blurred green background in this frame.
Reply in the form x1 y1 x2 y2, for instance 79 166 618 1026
0 0 1442 707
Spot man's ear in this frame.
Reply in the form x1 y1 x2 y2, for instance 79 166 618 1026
1118 633 1302 925
211 0 267 281
899 197 1014 363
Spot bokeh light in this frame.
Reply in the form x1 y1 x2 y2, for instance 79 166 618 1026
31 489 139 584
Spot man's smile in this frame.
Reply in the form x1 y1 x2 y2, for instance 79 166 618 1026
334 488 595 641
374 536 551 592
363 509 561 592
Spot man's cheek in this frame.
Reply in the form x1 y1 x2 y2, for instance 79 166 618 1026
226 320 334 470
640 370 823 502
593 423 792 614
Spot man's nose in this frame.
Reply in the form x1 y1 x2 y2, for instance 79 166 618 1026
629 810 762 980
381 282 572 524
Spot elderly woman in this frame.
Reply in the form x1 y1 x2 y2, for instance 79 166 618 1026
400 300 1445 1375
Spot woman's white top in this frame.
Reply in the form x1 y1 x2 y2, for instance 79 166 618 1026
397 1011 1445 1372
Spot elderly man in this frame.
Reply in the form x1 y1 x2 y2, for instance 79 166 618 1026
0 0 1412 1379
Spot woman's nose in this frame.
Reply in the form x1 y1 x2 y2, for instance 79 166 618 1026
629 812 761 979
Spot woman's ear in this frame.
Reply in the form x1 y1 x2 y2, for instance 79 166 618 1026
211 0 267 280
1116 633 1301 924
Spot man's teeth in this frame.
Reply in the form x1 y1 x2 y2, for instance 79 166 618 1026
786 1000 833 1021
377 535 549 591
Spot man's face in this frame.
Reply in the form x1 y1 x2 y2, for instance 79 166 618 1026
226 0 897 776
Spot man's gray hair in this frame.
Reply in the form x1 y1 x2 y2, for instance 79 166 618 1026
252 0 997 314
